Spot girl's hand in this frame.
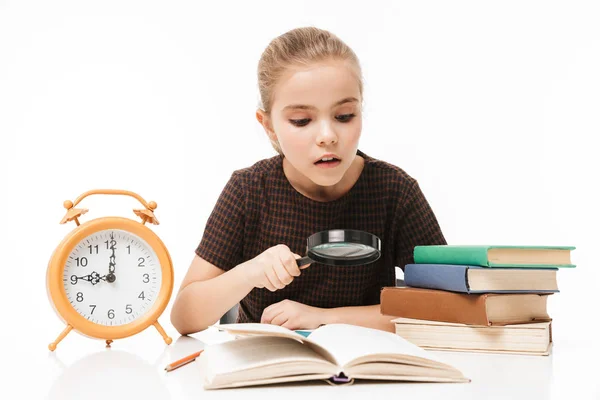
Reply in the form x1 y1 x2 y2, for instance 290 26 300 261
241 244 308 291
261 299 324 330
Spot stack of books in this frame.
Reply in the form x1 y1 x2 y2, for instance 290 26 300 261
380 245 576 355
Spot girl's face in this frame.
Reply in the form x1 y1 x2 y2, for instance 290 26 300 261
261 60 362 187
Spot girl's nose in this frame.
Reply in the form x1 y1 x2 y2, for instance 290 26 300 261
316 121 338 146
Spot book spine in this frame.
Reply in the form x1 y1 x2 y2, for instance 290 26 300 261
329 374 352 384
413 246 490 266
404 264 470 293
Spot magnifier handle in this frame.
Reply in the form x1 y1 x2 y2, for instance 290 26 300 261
296 256 312 269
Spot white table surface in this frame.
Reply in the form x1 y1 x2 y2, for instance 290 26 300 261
9 320 599 400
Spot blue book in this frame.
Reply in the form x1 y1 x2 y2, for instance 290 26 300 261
404 263 559 294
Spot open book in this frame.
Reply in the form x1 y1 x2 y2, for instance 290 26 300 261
198 323 470 389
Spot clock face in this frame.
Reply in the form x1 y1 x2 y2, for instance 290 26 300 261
62 229 162 326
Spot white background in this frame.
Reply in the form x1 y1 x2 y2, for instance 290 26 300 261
1 1 598 399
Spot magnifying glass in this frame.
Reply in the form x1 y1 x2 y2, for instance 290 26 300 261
296 229 381 267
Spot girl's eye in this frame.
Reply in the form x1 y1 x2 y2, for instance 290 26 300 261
336 113 356 122
289 118 311 127
289 113 355 127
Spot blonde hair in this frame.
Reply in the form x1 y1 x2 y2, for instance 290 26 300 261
257 27 364 154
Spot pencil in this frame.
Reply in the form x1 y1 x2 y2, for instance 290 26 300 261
164 350 203 372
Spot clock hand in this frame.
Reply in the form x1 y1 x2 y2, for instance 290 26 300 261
74 271 106 285
107 232 117 283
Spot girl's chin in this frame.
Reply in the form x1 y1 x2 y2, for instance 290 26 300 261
307 171 345 187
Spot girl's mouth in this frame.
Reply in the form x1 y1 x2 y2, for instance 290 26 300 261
314 157 341 168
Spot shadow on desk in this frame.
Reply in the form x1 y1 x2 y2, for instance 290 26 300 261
428 349 554 397
47 349 170 400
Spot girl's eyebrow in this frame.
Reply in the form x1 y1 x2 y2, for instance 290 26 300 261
282 97 359 111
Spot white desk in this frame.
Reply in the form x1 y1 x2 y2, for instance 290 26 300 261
10 325 600 400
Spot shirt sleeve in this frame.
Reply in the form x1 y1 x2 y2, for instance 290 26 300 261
394 180 447 271
195 172 246 272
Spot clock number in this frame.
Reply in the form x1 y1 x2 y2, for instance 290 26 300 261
89 305 96 314
126 245 131 254
105 239 117 250
138 291 145 300
142 273 149 283
75 257 88 267
88 245 99 254
126 304 132 314
70 275 77 285
138 258 145 267
76 292 84 302
108 309 115 319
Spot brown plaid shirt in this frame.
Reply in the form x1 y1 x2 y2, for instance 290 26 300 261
196 149 446 323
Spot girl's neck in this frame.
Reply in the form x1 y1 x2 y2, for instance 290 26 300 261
282 154 365 202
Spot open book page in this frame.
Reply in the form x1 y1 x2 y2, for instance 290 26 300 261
204 323 468 386
306 324 454 369
217 323 307 341
200 335 339 389
217 323 340 362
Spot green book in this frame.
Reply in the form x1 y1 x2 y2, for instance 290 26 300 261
413 245 576 268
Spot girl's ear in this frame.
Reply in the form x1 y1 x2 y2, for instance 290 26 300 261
256 109 276 142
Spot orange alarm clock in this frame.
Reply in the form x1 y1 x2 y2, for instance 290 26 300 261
46 189 174 351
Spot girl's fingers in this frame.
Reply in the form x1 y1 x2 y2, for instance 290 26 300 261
269 312 289 326
266 266 284 290
274 262 294 285
261 306 281 323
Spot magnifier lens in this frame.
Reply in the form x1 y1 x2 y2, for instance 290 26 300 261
311 243 375 259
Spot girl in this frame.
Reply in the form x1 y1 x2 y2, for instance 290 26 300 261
170 27 446 335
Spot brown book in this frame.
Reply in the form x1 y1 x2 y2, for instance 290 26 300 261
380 287 551 326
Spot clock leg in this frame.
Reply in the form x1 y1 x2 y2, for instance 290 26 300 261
106 340 113 348
153 321 172 345
49 325 73 351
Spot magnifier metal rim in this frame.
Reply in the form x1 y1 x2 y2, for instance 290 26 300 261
307 229 381 250
306 229 382 266
306 248 381 266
